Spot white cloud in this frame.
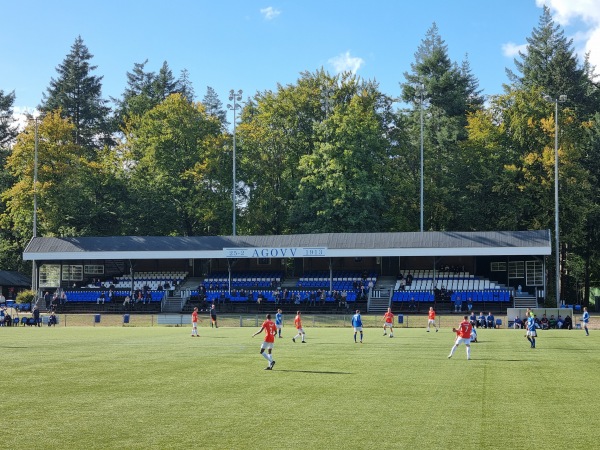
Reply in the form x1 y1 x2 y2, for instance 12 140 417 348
501 42 528 57
260 6 281 20
536 0 600 72
328 51 365 74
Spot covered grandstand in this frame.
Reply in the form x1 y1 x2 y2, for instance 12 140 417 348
22 230 552 314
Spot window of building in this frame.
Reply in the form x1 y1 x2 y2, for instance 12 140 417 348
508 261 524 279
526 260 543 286
39 264 61 288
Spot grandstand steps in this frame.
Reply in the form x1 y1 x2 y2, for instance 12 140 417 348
513 295 537 309
162 296 185 313
368 295 391 313
281 277 299 289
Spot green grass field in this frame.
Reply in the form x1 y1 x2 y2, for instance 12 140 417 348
2 321 598 449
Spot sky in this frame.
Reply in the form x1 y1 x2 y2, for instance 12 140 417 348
1 0 599 120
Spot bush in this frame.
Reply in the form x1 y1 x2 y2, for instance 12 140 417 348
15 289 36 304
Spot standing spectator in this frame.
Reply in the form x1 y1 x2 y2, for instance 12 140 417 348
191 307 199 337
448 315 473 360
292 311 306 343
252 313 277 370
43 291 52 310
33 306 41 327
275 309 283 338
582 307 590 336
210 304 218 328
525 312 537 348
427 306 439 332
383 307 394 337
351 309 364 344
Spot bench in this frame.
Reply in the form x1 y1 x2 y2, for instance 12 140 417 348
157 314 191 326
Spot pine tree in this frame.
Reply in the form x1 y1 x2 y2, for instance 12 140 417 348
41 36 111 154
0 89 17 148
202 86 228 128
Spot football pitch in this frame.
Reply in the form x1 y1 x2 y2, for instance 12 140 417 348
2 324 598 449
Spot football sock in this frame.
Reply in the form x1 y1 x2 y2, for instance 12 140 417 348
531 338 535 348
262 353 270 362
354 333 357 342
449 345 457 356
466 347 471 359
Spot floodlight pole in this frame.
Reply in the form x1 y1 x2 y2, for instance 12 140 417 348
543 94 566 308
227 89 243 236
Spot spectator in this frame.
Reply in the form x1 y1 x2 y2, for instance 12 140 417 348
123 295 131 307
478 312 486 328
540 314 549 330
408 297 417 312
0 307 5 326
549 314 557 329
557 315 564 329
43 291 52 310
486 312 495 329
563 315 572 330
514 316 523 329
399 278 406 290
33 306 41 327
406 273 413 286
453 294 462 312
48 311 58 326
469 311 477 327
97 292 106 304
466 297 473 312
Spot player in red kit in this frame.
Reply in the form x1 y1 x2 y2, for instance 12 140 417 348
252 313 277 370
383 308 394 337
448 315 473 360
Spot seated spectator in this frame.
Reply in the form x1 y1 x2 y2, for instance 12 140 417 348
4 312 11 327
469 311 477 327
408 297 417 312
486 312 495 329
0 307 5 326
563 315 573 330
549 314 557 329
123 295 131 306
97 292 106 304
478 312 486 328
557 315 564 329
514 316 523 329
466 298 473 312
454 296 462 312
399 278 406 290
540 314 549 330
48 311 57 326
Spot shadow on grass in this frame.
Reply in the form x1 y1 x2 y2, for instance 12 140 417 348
275 369 352 374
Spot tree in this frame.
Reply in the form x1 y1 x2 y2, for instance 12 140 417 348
114 60 196 128
118 94 227 236
41 36 112 154
202 86 228 128
400 23 484 231
0 89 17 148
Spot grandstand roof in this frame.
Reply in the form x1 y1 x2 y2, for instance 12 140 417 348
23 230 551 261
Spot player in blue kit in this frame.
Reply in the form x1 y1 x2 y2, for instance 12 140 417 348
351 310 363 343
582 307 590 336
525 312 537 348
275 309 283 338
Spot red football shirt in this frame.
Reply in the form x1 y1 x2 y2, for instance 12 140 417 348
262 320 277 343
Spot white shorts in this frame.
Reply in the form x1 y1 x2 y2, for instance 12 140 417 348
354 327 363 332
261 342 274 350
384 322 393 328
526 330 537 337
276 324 282 330
192 322 197 329
296 327 305 334
428 319 436 325
454 337 471 346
